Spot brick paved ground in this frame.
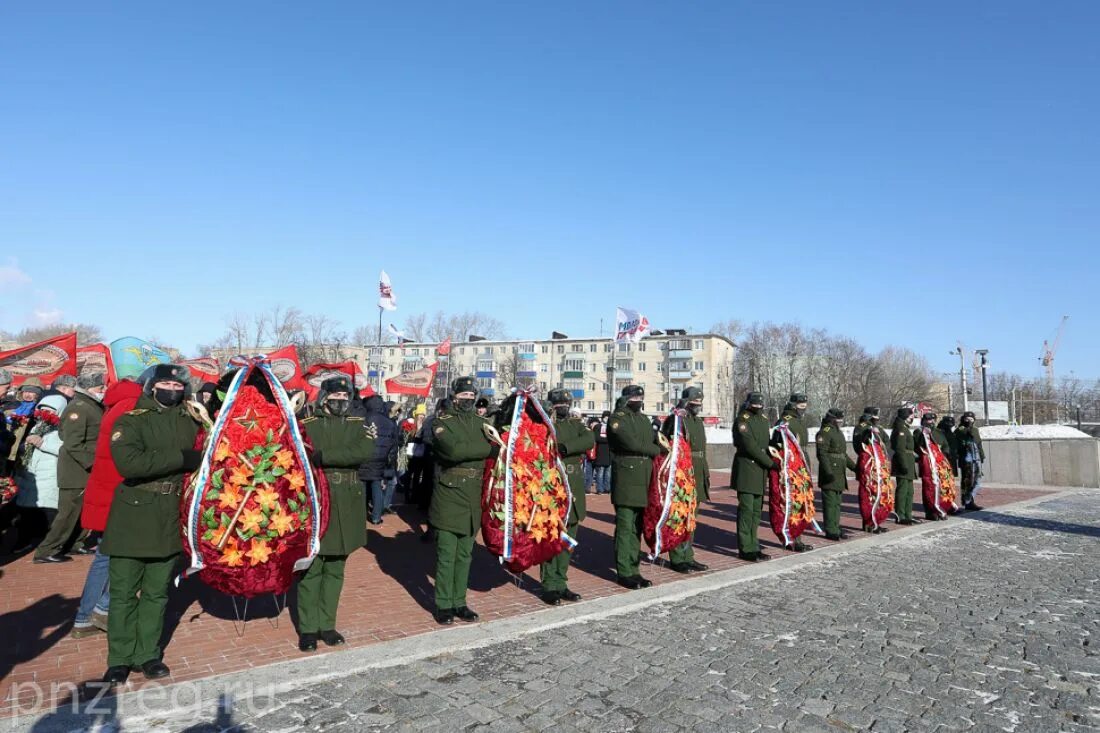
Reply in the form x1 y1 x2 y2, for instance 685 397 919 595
0 477 1050 717
199 489 1097 733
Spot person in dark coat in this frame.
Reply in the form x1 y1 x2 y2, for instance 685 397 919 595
360 395 400 524
592 411 612 494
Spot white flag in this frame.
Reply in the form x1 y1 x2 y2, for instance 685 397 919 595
378 270 397 311
614 306 650 344
388 323 406 340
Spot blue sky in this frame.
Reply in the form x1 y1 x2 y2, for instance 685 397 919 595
1 2 1097 380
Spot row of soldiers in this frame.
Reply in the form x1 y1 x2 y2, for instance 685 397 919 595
87 368 984 689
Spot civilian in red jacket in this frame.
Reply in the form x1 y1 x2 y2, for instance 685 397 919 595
71 379 143 638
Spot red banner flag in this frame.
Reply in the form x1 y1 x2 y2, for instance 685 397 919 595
180 356 220 383
436 338 452 356
262 345 305 390
76 343 117 385
384 362 439 397
0 333 78 387
302 360 373 399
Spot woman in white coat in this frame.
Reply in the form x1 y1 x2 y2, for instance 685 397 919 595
14 393 68 556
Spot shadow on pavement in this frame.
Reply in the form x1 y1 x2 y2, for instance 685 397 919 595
957 509 1100 538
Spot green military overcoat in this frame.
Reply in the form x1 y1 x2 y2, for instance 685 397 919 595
732 410 774 496
430 410 493 536
890 419 916 479
101 394 199 558
816 421 856 491
303 412 376 555
607 407 660 508
553 415 594 524
58 390 104 489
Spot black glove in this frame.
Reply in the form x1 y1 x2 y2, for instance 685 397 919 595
181 449 202 472
489 444 501 460
311 450 324 466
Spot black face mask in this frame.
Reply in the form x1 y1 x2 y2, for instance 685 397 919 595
153 388 184 408
748 404 763 414
687 403 702 415
627 401 643 412
454 397 475 412
326 399 349 417
553 406 570 419
795 407 807 418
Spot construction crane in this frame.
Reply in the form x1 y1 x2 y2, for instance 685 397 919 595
1040 315 1069 387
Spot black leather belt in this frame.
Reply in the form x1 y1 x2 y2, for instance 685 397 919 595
135 481 180 495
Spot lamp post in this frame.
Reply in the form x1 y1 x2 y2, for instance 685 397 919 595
975 349 990 425
952 346 969 412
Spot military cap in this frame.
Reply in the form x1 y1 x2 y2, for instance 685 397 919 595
746 391 765 405
939 415 956 427
863 406 880 417
789 392 808 404
474 396 490 409
53 374 78 388
77 372 106 389
682 386 704 401
547 388 573 405
961 410 976 420
921 411 937 423
897 407 914 420
146 364 189 385
826 407 845 420
621 385 644 398
197 381 217 396
451 376 477 395
20 381 44 398
321 376 352 394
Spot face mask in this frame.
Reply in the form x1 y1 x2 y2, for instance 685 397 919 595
326 399 349 416
627 401 643 412
554 406 570 419
89 389 106 402
748 404 763 414
795 406 807 417
687 403 702 415
454 397 475 412
153 388 184 408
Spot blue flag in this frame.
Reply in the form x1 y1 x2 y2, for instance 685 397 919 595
110 337 172 379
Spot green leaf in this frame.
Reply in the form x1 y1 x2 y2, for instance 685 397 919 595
266 529 279 539
207 488 220 501
266 429 274 444
212 469 224 489
288 499 299 512
272 467 287 477
202 529 214 541
297 491 307 502
220 511 231 527
204 517 219 530
298 510 309 522
202 506 215 521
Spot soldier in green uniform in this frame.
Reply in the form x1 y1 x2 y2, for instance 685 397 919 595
34 372 107 562
816 408 856 540
890 406 918 525
733 392 778 562
298 377 376 652
773 392 814 552
430 377 493 624
662 387 709 573
99 364 199 686
607 385 661 588
955 411 985 511
539 388 595 605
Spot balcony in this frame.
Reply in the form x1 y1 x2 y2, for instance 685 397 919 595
517 370 537 378
563 370 584 379
612 370 634 381
475 370 496 379
668 349 692 360
668 370 693 380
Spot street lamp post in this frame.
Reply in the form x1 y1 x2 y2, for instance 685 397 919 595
976 349 990 425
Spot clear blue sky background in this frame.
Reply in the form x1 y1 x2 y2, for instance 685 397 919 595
2 2 1097 380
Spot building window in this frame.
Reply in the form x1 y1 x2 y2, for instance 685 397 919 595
541 345 549 353
694 340 704 350
638 362 646 371
572 344 583 352
556 345 565 354
589 344 597 352
695 361 704 371
656 402 664 413
638 342 646 352
460 347 465 355
589 382 596 391
540 381 547 392
540 364 548 373
587 401 595 410
388 348 395 356
604 344 612 352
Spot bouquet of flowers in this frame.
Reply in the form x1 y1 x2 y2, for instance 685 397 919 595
19 408 60 466
768 423 820 545
919 428 959 518
0 476 17 506
482 390 574 574
181 358 329 598
857 431 896 530
643 411 697 558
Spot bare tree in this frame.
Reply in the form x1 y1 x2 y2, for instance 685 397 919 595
405 310 507 343
3 323 103 346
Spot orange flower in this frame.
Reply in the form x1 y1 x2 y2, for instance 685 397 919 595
514 508 530 526
246 539 273 565
286 471 306 491
255 486 280 511
218 487 243 511
537 492 554 510
273 449 295 471
269 508 296 536
210 524 230 546
220 539 245 567
531 524 547 542
228 463 254 488
239 506 265 534
214 439 233 463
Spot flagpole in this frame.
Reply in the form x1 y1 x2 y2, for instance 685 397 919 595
375 305 383 391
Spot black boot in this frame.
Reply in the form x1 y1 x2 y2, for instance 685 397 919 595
687 560 709 571
101 666 130 686
298 633 318 652
433 608 454 625
669 562 695 574
320 630 346 646
541 590 562 606
454 606 479 622
559 588 581 602
137 660 170 679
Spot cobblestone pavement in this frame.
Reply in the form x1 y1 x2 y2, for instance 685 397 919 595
200 492 1100 732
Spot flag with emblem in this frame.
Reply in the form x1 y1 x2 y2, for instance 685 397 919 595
378 270 397 311
0 333 78 387
614 306 650 344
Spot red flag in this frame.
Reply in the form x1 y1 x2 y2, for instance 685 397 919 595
264 345 305 390
384 362 439 397
302 360 372 400
436 338 452 356
0 333 78 387
180 356 220 383
76 343 117 385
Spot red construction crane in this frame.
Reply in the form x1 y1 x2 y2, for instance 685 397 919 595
1040 315 1069 387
